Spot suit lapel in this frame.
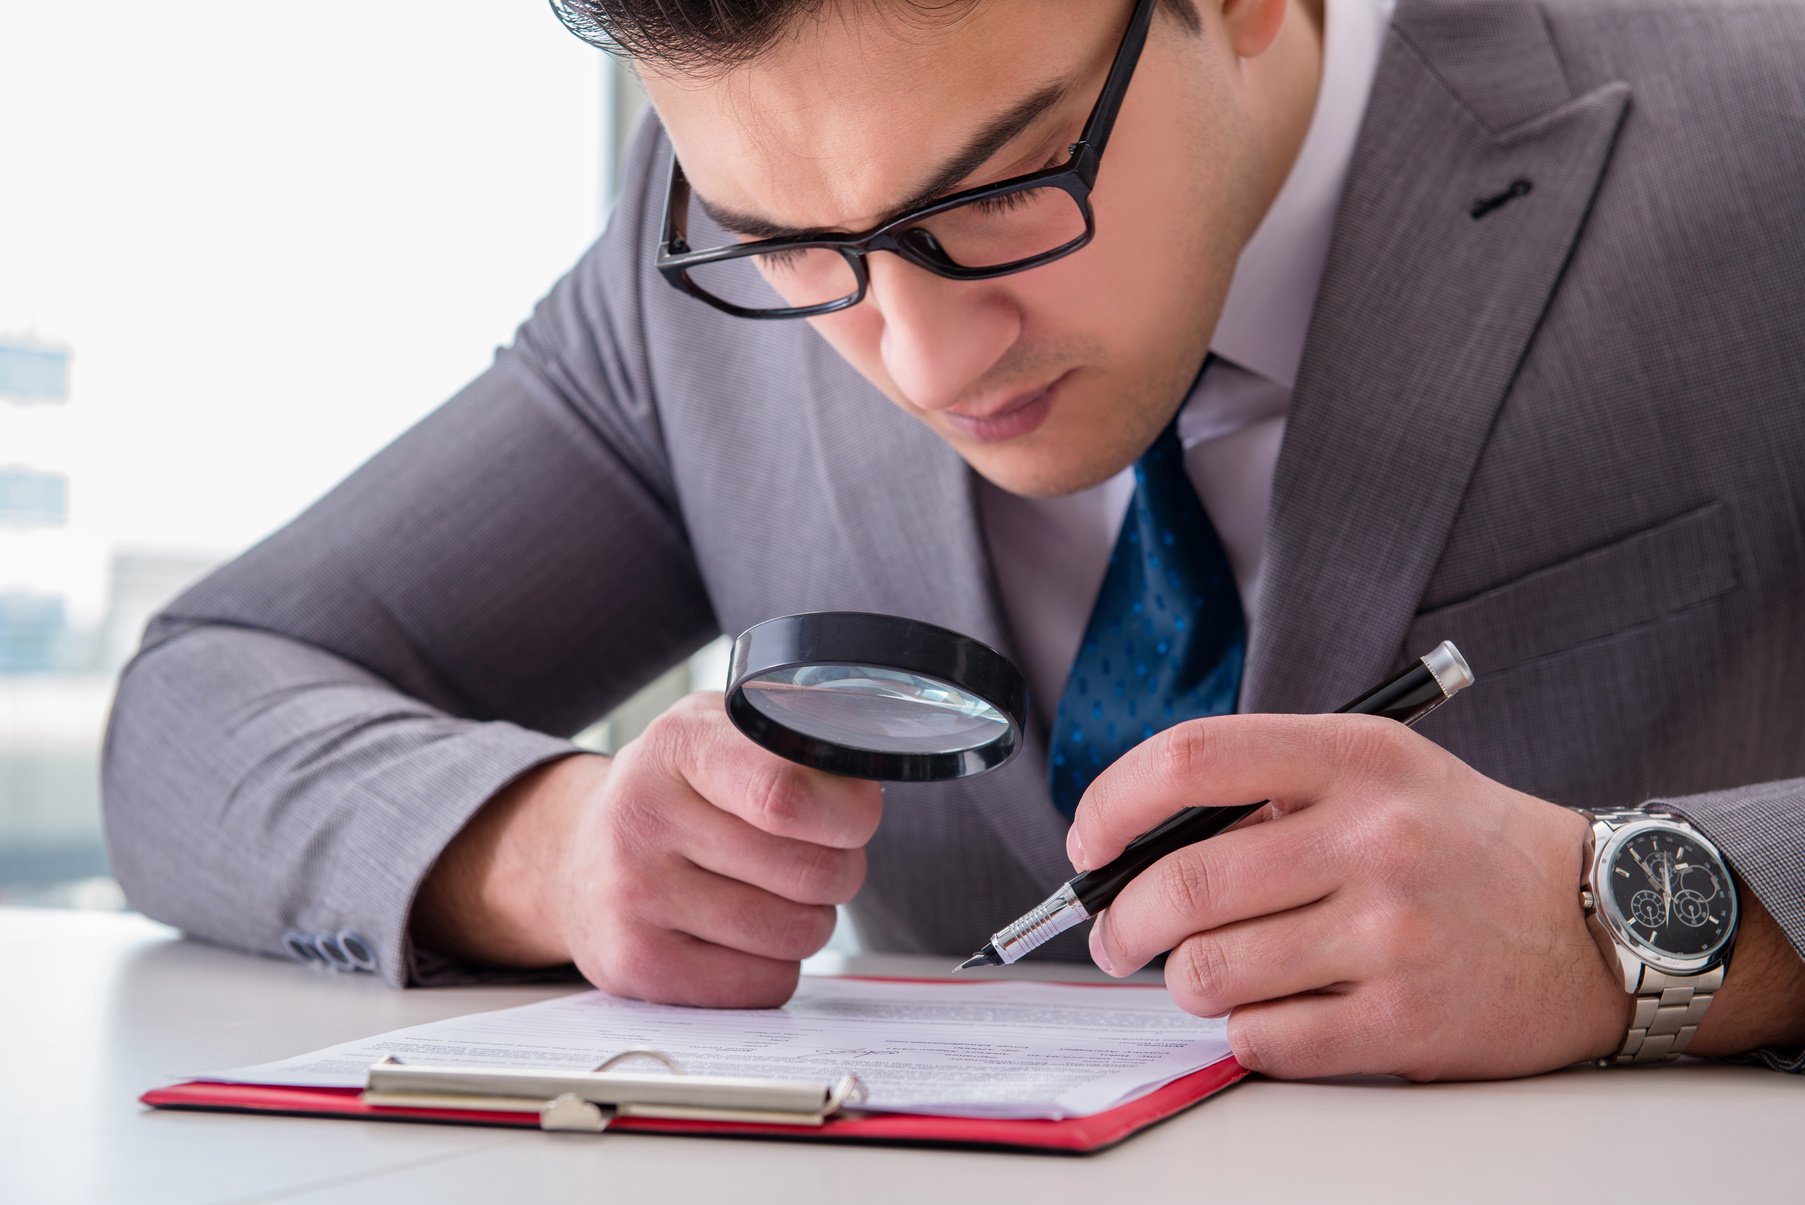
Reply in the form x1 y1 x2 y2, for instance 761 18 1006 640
1241 0 1632 714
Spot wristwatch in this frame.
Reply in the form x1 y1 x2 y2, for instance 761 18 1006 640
1580 810 1739 1064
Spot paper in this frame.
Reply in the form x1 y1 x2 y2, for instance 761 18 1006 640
206 977 1233 1120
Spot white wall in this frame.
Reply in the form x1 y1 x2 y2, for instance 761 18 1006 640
0 2 610 562
0 1 621 899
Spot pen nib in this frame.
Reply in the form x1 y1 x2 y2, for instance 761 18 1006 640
954 943 1002 973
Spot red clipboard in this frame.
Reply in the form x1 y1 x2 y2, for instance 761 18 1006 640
140 977 1250 1154
142 1061 1245 1154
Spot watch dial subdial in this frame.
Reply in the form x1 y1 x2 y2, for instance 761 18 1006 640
1674 889 1711 927
1630 889 1665 928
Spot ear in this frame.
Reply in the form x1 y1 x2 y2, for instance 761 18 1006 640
1217 0 1291 59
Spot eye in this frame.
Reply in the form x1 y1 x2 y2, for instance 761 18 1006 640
758 248 807 273
967 189 1038 217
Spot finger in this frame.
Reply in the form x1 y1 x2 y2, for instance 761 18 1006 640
1225 990 1393 1080
1068 712 1407 869
587 926 802 1009
679 791 868 906
1156 904 1356 1017
645 859 840 962
658 693 885 849
1089 809 1343 974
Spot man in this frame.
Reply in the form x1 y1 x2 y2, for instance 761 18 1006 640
103 0 1805 1080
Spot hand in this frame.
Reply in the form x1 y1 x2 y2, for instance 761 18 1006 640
552 692 882 1007
411 692 880 1008
1068 713 1631 1081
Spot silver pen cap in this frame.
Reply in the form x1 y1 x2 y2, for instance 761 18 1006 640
1422 640 1474 697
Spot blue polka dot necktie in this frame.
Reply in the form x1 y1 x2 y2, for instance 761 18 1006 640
1047 413 1247 818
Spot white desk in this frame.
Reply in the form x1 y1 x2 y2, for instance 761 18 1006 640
3 907 1798 1204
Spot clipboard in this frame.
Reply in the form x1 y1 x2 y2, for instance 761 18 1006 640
142 1053 1247 1154
140 978 1251 1154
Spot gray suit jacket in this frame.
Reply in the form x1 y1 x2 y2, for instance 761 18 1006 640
103 0 1803 1059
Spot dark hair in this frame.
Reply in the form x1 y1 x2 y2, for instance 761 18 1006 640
549 0 1198 76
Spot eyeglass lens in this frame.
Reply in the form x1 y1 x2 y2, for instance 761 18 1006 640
680 184 1087 313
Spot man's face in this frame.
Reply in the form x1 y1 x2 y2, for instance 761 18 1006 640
643 0 1274 497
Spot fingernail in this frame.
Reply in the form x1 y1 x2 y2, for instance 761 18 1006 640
1066 828 1087 871
1088 921 1119 976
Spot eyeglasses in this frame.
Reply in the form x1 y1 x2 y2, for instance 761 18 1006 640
655 0 1158 319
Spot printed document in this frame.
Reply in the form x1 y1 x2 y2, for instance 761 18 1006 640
207 977 1233 1120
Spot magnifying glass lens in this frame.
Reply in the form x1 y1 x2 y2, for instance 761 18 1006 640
727 612 1027 780
740 665 1009 755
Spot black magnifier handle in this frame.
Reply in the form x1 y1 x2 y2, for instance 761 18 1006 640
1068 641 1472 914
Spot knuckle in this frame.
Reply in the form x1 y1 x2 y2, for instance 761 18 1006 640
602 789 672 859
1226 1004 1322 1080
811 844 867 905
743 960 803 1009
1347 793 1426 882
1226 1010 1272 1073
1381 906 1434 972
769 902 838 960
1368 979 1429 1043
1156 720 1216 788
1367 986 1410 1044
741 764 809 836
640 693 724 768
638 703 694 760
842 781 885 844
787 842 854 904
1330 713 1406 774
784 843 835 904
800 903 840 955
596 926 663 1000
1159 851 1218 925
1171 935 1236 1015
1371 799 1433 877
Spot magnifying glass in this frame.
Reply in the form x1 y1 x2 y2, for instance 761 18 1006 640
725 611 1030 783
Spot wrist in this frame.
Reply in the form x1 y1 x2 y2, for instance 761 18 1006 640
1574 809 1773 1065
1686 885 1805 1057
411 752 607 968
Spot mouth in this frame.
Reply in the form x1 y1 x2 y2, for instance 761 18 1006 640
942 373 1068 444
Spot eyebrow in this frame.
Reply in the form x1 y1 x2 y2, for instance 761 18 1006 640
694 79 1073 241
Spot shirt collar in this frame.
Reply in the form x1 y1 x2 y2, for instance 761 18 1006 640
1207 0 1395 392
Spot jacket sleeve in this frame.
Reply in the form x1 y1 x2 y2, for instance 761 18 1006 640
100 118 717 987
1646 778 1805 1072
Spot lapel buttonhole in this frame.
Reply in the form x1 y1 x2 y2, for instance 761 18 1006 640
1470 178 1535 220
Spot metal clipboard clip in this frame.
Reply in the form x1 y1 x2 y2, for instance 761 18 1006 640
361 1049 867 1134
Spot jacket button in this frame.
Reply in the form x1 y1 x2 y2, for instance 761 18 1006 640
315 931 352 970
337 929 378 973
282 929 324 964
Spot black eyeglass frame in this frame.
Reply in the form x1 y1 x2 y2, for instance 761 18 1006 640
654 0 1159 320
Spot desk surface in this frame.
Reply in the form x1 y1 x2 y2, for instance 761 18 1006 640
4 907 1798 1204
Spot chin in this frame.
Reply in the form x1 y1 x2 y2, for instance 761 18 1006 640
960 441 1131 499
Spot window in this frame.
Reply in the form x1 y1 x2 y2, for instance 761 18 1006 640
0 341 70 402
0 593 70 674
0 3 662 909
0 468 70 527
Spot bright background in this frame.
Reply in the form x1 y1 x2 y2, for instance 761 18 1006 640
0 2 693 906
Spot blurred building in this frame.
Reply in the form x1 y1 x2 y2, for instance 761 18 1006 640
0 334 82 673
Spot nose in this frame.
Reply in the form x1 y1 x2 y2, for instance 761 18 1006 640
865 252 1020 413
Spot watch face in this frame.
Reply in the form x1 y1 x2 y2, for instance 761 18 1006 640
1603 824 1736 961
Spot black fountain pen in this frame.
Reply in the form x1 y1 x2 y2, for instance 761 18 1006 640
956 641 1475 971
